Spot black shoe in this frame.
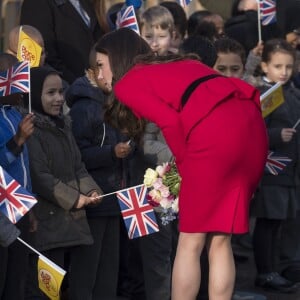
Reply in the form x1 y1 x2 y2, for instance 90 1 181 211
255 272 299 293
282 267 300 283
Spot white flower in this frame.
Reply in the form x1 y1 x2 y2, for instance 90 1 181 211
160 198 172 209
171 197 179 213
148 189 162 203
144 168 158 187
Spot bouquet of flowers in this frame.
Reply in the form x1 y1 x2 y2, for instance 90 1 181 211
143 162 181 225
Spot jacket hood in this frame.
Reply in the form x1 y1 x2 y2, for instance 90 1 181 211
66 75 106 108
30 66 61 114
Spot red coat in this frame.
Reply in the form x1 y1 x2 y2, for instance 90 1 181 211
115 60 268 233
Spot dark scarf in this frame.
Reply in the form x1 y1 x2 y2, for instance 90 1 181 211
30 66 65 128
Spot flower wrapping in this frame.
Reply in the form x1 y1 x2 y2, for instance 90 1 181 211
143 162 181 225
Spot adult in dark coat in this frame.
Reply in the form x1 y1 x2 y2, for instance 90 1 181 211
20 0 105 84
225 0 281 55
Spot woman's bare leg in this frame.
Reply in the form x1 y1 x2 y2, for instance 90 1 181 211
171 232 206 300
206 233 235 300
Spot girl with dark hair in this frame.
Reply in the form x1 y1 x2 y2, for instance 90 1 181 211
24 66 102 298
95 27 268 300
251 38 300 293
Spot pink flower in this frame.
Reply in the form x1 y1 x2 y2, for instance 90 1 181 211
152 178 163 189
158 185 170 198
155 163 170 177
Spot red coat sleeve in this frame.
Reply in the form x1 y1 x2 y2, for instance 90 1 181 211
114 68 186 164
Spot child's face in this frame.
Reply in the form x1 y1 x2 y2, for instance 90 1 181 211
213 52 244 78
141 25 173 56
95 52 113 93
41 74 64 116
261 52 294 84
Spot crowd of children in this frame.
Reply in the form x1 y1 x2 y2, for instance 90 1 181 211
1 0 300 299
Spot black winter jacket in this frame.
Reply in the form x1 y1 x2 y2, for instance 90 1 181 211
67 76 131 217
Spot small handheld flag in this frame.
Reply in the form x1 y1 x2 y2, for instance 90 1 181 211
257 0 276 42
116 5 140 35
260 82 284 118
117 185 159 239
0 165 37 223
177 0 192 8
265 151 292 175
38 255 66 300
17 26 42 67
0 61 30 97
260 0 276 26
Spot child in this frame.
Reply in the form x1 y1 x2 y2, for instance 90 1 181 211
97 26 175 299
139 5 176 56
160 1 187 53
212 37 269 299
179 35 217 68
213 37 246 78
24 66 102 299
4 25 53 110
66 45 133 300
6 25 46 66
0 53 35 300
187 10 212 37
251 38 300 293
202 12 225 37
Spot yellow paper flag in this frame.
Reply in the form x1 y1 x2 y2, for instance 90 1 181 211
37 255 66 300
260 82 284 118
17 27 42 67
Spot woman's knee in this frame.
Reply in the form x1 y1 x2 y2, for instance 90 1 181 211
206 233 232 252
177 232 207 254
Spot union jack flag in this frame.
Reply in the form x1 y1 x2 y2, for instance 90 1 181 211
177 0 192 8
0 166 37 224
117 185 159 239
116 5 140 35
0 61 30 97
265 151 291 175
260 0 276 26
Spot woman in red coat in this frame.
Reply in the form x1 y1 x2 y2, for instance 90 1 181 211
95 28 268 300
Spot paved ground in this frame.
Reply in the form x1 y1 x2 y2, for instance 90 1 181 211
234 247 300 300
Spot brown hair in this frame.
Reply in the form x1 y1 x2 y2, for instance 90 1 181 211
95 28 152 140
261 38 296 63
139 5 175 34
